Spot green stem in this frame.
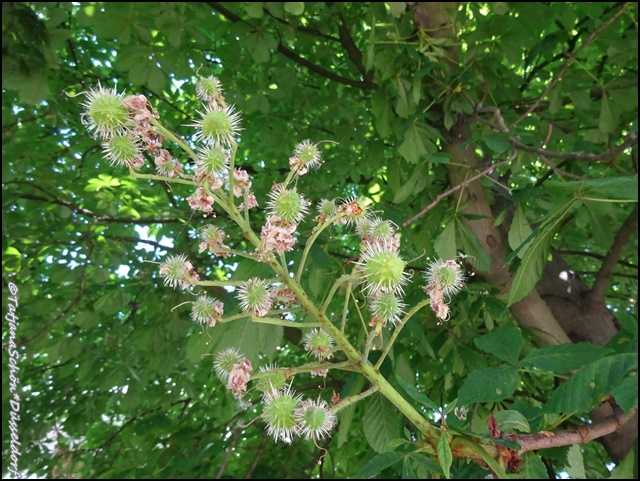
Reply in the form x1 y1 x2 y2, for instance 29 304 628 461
250 360 354 380
340 282 352 332
250 315 321 328
375 298 431 370
193 279 246 287
129 168 196 186
188 183 440 444
296 212 346 279
211 249 259 261
321 274 353 313
150 118 198 162
331 384 380 415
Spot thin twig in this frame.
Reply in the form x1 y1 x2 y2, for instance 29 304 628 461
402 156 514 228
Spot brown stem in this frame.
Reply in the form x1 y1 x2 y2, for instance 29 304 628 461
588 206 638 303
516 407 637 452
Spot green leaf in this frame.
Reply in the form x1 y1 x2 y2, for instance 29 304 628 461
544 353 638 414
398 121 435 164
337 375 365 448
599 94 618 133
565 445 586 479
519 452 549 479
473 326 524 366
409 453 443 475
389 2 407 18
244 2 264 18
610 374 638 413
437 435 453 479
355 451 403 478
363 394 402 453
609 449 636 479
458 365 520 405
484 136 509 153
426 152 450 164
402 456 417 479
492 410 531 433
284 2 305 15
455 218 491 272
434 222 457 260
395 375 440 411
508 199 576 306
508 204 533 259
545 177 638 202
393 163 426 203
520 342 609 372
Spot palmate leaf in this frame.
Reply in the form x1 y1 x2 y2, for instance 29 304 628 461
520 342 610 372
473 326 524 366
544 353 638 414
508 203 533 259
507 199 577 306
545 177 638 202
457 364 520 405
354 451 403 478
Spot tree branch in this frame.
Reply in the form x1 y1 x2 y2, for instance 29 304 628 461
216 426 243 479
511 4 629 127
555 249 638 270
402 155 515 228
509 133 637 162
12 192 209 224
206 2 375 90
516 406 637 452
476 105 638 162
588 206 638 303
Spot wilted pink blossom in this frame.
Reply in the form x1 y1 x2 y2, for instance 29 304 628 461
260 216 297 254
187 186 215 213
227 358 253 398
128 155 145 170
239 193 258 210
233 169 252 197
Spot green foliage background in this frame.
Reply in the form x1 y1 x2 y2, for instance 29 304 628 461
2 2 638 478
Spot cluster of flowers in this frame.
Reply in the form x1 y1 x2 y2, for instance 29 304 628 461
215 348 336 443
83 74 468 447
81 83 182 176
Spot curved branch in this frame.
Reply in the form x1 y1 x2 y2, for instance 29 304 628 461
555 249 638 270
11 192 214 224
516 406 637 452
588 206 638 303
402 155 515 228
509 133 638 162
